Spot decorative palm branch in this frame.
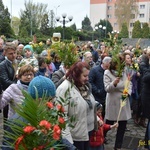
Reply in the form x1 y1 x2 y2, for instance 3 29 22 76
111 44 125 77
3 91 67 150
51 42 79 68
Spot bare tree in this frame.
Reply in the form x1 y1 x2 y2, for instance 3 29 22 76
115 0 138 30
20 0 49 29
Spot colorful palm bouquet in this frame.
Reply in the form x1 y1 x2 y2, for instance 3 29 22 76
32 42 45 54
51 42 79 68
130 63 139 72
3 91 67 150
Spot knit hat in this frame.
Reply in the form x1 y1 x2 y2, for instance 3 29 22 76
23 45 33 53
28 75 56 99
40 50 48 57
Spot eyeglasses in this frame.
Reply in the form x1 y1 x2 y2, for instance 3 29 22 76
23 73 34 77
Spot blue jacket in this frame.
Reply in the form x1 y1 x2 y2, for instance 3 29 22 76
89 65 106 104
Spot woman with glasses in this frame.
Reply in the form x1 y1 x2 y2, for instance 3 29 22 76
0 65 34 119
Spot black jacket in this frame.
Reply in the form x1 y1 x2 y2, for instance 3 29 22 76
89 65 106 104
90 47 99 63
0 59 16 90
0 55 5 63
141 69 150 119
0 49 5 63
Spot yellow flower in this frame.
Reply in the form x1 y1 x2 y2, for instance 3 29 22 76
134 63 139 70
123 89 128 95
39 42 43 46
31 42 45 54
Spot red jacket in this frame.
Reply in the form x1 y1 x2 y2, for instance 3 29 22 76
89 116 111 147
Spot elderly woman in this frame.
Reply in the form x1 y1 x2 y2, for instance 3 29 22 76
104 55 132 150
56 61 97 150
83 51 96 69
0 65 34 119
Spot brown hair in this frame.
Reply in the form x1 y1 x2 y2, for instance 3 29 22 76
18 65 34 79
122 53 132 60
37 57 46 67
4 43 16 52
66 61 90 87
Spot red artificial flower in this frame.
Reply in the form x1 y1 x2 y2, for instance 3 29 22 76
15 135 25 150
33 145 45 150
53 125 61 140
58 117 65 124
57 104 65 112
46 102 54 109
39 120 52 130
23 126 36 134
53 132 60 140
53 125 61 135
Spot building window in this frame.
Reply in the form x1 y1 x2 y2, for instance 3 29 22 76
140 5 145 9
130 23 134 27
114 23 117 27
131 5 135 10
115 4 117 9
107 14 112 18
139 14 145 18
131 14 135 19
108 6 112 10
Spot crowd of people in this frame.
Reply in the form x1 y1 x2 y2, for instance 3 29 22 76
0 37 150 150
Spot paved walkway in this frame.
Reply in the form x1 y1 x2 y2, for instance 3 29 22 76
0 112 148 150
104 118 147 150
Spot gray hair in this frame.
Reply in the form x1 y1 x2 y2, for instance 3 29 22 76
83 51 92 58
102 56 112 64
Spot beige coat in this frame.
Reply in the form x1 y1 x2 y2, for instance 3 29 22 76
56 80 96 144
104 70 132 121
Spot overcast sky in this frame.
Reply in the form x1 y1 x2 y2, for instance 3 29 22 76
3 0 90 29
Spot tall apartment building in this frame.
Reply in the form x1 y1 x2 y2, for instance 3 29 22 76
90 0 150 37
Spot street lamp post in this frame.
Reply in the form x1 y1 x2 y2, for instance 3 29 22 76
103 26 106 38
95 25 106 39
54 5 60 16
30 16 32 37
99 25 102 39
92 27 97 41
30 10 36 37
56 13 73 41
10 0 12 28
54 5 60 27
111 30 119 40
